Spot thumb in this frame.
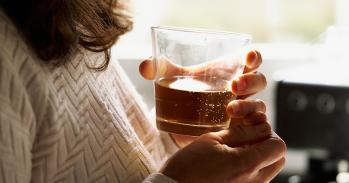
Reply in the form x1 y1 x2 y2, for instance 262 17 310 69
215 120 272 147
139 57 185 80
139 59 156 80
236 134 286 171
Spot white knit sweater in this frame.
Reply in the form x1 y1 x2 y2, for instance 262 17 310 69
0 10 177 183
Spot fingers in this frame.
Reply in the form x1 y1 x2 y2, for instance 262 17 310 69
229 112 267 128
140 50 262 81
140 50 261 81
217 120 272 147
232 72 267 96
139 58 184 80
244 50 262 73
233 50 264 98
218 99 269 146
258 157 286 182
240 135 287 172
243 112 268 125
227 99 266 118
189 60 240 80
139 59 155 80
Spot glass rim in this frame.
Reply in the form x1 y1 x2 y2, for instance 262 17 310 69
151 26 252 40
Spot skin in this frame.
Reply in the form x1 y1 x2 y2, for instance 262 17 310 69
139 50 286 182
140 50 266 147
160 115 286 183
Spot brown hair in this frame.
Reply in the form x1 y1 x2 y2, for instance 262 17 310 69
1 0 132 70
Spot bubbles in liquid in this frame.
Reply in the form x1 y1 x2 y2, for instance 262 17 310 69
155 75 235 136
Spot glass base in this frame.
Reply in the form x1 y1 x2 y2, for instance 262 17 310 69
157 119 228 136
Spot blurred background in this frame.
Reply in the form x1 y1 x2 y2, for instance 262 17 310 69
113 0 349 182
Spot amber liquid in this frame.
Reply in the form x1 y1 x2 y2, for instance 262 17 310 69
155 76 235 136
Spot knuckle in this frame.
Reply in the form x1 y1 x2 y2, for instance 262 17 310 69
245 111 267 125
255 99 267 112
257 122 272 136
257 112 268 121
271 137 287 156
251 111 267 122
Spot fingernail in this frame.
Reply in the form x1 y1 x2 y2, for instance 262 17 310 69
247 51 258 67
236 79 246 91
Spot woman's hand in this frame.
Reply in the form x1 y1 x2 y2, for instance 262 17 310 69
171 98 268 147
139 50 264 86
160 110 286 183
139 50 266 147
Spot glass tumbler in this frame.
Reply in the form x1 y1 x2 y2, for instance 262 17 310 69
151 26 251 136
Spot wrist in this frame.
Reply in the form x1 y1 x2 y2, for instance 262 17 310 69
160 156 187 183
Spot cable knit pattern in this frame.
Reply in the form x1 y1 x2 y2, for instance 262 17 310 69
0 10 176 183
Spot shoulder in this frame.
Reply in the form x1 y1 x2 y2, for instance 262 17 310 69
0 9 48 86
0 9 50 129
0 9 37 65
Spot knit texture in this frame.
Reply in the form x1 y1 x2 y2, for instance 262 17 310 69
0 10 175 183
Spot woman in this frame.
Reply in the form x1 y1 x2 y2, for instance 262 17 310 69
0 0 285 182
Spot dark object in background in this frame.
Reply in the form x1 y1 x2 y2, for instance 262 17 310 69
274 64 349 183
276 81 349 157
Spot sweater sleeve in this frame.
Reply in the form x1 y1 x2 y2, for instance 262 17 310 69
112 61 179 167
0 52 36 183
